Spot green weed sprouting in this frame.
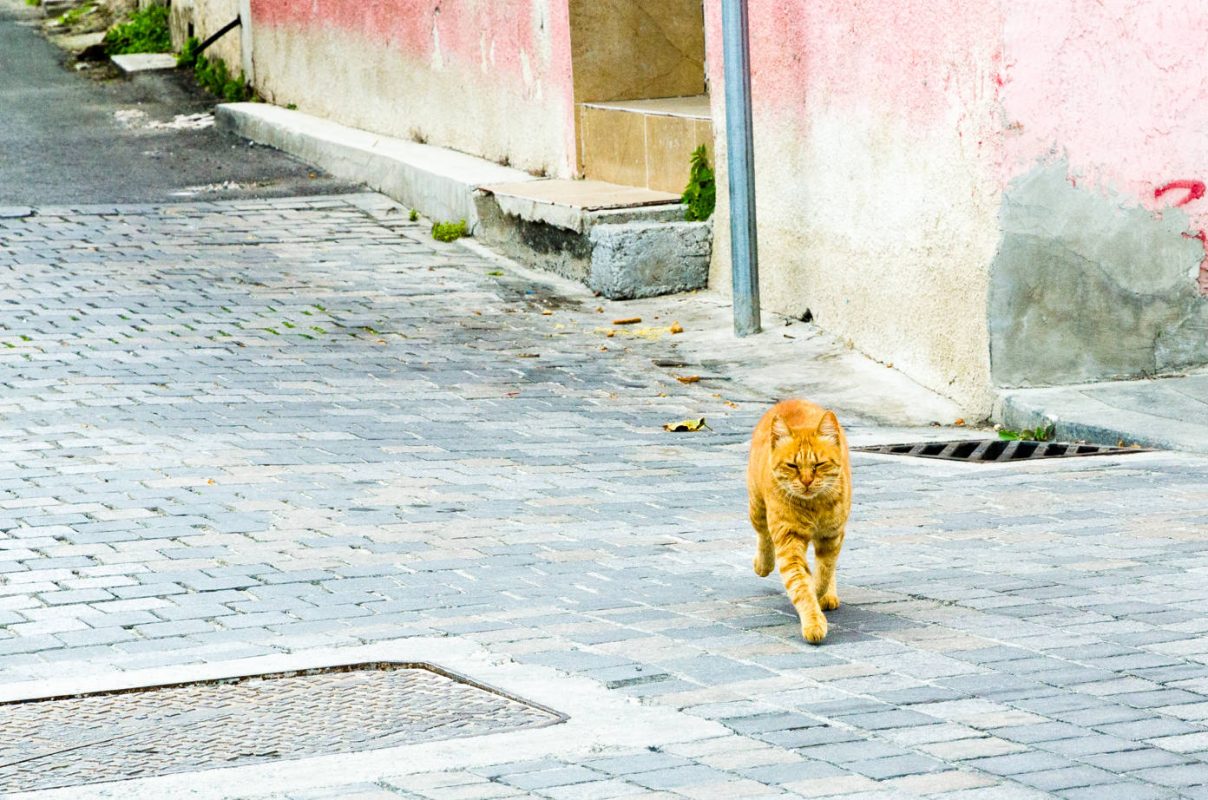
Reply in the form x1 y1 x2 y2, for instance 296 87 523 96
682 145 716 222
104 4 170 55
431 220 468 243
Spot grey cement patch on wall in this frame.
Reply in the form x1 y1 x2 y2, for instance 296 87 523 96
990 161 1208 387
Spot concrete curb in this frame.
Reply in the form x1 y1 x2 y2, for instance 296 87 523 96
998 381 1208 453
215 103 536 229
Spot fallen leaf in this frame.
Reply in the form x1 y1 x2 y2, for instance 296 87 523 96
487 270 505 276
886 362 894 368
675 375 701 384
541 310 553 316
613 317 642 325
206 478 216 485
606 330 616 338
669 322 684 334
725 401 739 409
517 353 540 358
663 417 709 432
598 346 608 351
954 418 966 427
596 306 604 313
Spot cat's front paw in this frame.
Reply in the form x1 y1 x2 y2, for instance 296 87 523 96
819 592 840 611
753 554 774 577
801 615 828 644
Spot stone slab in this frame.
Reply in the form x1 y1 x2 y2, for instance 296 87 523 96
111 53 178 74
216 103 536 229
481 179 681 233
581 95 712 120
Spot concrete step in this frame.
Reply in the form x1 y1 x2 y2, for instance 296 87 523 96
475 179 709 299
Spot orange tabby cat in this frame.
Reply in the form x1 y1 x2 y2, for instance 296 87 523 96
748 398 851 644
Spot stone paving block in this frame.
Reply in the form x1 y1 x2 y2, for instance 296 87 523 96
1056 781 1179 800
738 760 847 783
501 767 605 791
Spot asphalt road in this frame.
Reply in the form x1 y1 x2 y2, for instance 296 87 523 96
0 0 357 205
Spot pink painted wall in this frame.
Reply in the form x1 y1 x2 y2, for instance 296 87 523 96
704 0 1208 409
248 0 578 177
1000 0 1208 290
703 0 1006 412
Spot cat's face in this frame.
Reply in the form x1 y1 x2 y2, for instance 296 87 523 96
770 413 843 500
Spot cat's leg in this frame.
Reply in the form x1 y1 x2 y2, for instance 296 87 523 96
813 531 843 611
773 531 827 643
750 496 774 577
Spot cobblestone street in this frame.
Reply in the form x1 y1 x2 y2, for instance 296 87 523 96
4 195 1208 799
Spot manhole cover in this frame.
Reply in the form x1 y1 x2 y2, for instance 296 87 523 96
855 439 1150 463
0 662 564 793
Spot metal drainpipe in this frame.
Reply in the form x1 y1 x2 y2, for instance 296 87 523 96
721 0 761 336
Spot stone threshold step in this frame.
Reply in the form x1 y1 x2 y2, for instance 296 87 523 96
581 95 712 120
480 179 681 234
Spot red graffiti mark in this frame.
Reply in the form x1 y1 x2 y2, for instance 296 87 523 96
1155 180 1207 207
1183 230 1208 296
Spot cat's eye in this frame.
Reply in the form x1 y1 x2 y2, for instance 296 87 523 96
786 462 798 469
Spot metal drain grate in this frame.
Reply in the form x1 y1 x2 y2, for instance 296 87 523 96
855 439 1150 463
0 662 564 793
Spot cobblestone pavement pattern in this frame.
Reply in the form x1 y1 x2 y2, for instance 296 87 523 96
3 195 1208 799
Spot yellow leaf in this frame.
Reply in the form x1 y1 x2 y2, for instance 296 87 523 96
675 375 700 384
663 417 709 432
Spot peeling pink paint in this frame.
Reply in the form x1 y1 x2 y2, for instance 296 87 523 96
250 0 569 90
1001 1 1208 218
247 0 577 176
704 0 1003 135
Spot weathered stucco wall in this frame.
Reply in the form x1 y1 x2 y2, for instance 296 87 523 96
991 0 1208 387
169 0 242 76
248 0 577 178
704 0 1004 415
706 0 1208 409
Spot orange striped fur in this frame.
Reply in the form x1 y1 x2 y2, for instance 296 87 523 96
748 399 852 644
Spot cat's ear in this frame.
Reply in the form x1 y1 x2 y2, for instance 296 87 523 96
816 411 841 446
771 415 792 448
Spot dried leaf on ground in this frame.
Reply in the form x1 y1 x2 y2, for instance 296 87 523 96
663 417 709 432
669 322 684 334
612 317 642 325
675 375 700 384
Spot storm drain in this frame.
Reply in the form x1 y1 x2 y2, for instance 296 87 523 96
855 439 1150 463
0 662 564 793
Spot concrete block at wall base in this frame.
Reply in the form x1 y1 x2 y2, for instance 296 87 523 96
215 103 536 229
588 222 711 300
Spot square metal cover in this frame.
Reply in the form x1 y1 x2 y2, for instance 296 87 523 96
0 662 565 793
